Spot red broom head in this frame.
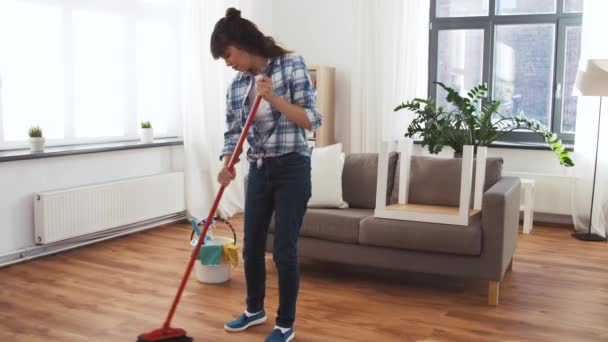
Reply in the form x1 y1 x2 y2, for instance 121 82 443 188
137 326 192 342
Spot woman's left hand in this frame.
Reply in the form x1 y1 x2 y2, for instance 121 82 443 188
256 76 277 102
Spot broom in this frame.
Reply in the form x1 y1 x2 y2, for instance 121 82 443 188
137 65 273 342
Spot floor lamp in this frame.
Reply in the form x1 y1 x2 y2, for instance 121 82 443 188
572 59 608 242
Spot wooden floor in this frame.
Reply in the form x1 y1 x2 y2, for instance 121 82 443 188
1 215 608 342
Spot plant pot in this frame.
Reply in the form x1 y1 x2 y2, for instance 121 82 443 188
29 137 45 153
140 128 154 144
454 145 479 158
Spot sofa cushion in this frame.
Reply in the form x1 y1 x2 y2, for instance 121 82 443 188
359 213 482 256
270 208 373 244
391 156 503 206
342 153 398 209
308 143 348 208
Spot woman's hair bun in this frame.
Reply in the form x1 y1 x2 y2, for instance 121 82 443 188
225 8 241 19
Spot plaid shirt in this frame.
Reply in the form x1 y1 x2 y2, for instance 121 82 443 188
221 54 323 163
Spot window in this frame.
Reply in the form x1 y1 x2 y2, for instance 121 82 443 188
0 0 182 149
429 0 583 144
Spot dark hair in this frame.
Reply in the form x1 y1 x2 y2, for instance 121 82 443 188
210 8 291 59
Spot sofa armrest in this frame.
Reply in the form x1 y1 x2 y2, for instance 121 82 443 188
481 176 521 280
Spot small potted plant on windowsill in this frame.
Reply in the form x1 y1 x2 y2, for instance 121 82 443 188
28 126 45 153
140 121 153 144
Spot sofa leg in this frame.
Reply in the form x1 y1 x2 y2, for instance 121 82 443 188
507 259 513 272
488 281 499 306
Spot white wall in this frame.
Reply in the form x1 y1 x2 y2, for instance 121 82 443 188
269 1 574 218
270 0 355 152
240 0 274 34
0 2 575 259
0 146 185 256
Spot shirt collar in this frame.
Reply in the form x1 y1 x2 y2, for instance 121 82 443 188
238 57 275 79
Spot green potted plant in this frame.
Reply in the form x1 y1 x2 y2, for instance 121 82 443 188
394 82 574 167
28 126 45 153
140 121 153 144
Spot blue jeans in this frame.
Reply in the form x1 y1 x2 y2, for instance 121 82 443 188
243 152 311 328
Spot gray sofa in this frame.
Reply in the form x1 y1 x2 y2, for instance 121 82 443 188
267 153 521 305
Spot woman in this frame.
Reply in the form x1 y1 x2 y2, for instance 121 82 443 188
211 8 322 342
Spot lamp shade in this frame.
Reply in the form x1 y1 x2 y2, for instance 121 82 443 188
575 59 608 96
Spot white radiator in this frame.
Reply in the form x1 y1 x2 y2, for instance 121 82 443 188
503 171 574 215
34 172 185 244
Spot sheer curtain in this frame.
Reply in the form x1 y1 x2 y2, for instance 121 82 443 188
180 0 248 220
571 0 608 238
350 0 429 153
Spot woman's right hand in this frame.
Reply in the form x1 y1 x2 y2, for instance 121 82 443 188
218 167 236 187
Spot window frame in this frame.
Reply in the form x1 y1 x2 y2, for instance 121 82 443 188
428 0 582 145
0 0 182 150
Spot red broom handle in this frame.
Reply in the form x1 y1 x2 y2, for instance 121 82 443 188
162 95 264 330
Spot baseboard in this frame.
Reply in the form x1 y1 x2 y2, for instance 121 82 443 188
0 211 187 268
520 211 573 228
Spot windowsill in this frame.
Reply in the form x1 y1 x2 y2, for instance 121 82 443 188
488 140 574 152
0 137 184 162
413 140 574 152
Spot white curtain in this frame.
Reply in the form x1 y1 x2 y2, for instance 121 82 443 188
350 0 429 153
180 0 247 221
571 0 608 237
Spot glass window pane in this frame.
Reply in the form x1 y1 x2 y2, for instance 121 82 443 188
561 26 582 133
493 24 556 127
73 10 128 138
564 0 584 13
437 29 484 108
0 0 64 141
436 0 489 17
136 21 179 136
497 0 556 15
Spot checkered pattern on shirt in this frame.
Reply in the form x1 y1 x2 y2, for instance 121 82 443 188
220 54 323 163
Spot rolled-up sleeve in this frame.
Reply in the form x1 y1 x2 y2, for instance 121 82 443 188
219 96 241 161
291 57 323 132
